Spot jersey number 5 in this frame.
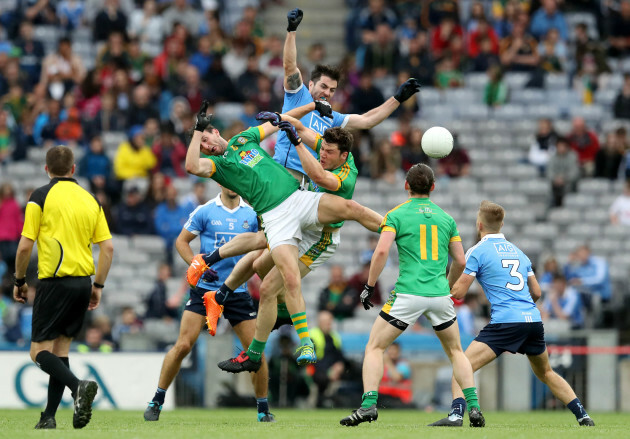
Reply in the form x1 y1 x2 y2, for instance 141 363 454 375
502 259 524 291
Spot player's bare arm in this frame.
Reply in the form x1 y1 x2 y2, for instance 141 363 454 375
528 275 542 303
344 78 421 130
294 141 339 191
13 236 35 304
450 273 475 300
185 130 215 178
283 8 304 90
175 229 198 265
281 113 319 147
91 238 114 310
368 231 395 286
447 240 466 290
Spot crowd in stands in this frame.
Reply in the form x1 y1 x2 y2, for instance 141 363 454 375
1 1 630 369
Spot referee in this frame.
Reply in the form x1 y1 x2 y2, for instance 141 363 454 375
13 145 114 430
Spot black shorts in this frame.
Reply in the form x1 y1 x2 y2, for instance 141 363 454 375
185 287 257 327
32 276 92 343
474 322 546 357
272 316 294 331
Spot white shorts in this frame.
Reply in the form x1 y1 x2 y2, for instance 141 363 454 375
260 190 324 250
298 229 341 270
381 292 456 328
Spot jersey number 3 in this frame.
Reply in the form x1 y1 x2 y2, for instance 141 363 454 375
502 259 524 291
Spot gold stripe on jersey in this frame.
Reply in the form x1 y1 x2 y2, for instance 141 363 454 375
22 178 111 279
449 236 462 242
431 225 439 260
257 125 265 140
420 225 427 260
380 200 411 230
381 226 396 234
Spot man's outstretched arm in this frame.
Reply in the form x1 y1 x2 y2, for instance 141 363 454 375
283 8 304 91
345 78 421 130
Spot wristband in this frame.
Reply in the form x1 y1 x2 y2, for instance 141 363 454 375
14 275 26 287
93 282 105 289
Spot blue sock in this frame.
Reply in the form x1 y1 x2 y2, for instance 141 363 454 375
215 284 234 305
153 387 166 405
567 398 588 419
256 397 269 414
450 397 466 417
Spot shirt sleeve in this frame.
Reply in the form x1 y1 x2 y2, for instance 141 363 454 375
333 110 350 128
184 206 204 235
449 218 461 242
380 210 398 234
464 248 480 276
237 126 263 144
250 211 259 232
21 201 42 241
92 207 112 243
525 255 534 276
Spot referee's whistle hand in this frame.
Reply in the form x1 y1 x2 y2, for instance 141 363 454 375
88 287 102 310
13 285 27 303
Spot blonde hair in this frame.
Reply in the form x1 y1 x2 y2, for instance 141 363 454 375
478 200 505 232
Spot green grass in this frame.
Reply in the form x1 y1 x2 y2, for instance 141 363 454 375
0 409 625 439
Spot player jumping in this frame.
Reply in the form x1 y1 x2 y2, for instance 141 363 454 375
340 164 485 428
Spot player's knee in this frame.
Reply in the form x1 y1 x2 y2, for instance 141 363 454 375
283 274 301 294
345 200 362 219
174 340 193 358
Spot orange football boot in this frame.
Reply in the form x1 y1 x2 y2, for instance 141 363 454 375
203 290 223 336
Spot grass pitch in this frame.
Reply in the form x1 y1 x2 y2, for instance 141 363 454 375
0 408 626 439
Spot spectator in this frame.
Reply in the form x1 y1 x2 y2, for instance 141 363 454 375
39 37 86 93
91 314 115 346
77 325 114 353
529 118 558 175
311 310 360 408
610 179 630 226
154 184 188 266
144 171 168 210
529 0 568 41
422 0 460 29
93 0 128 42
430 15 463 59
608 0 630 57
36 99 63 146
267 330 310 407
484 65 508 107
89 92 127 136
115 185 154 235
435 56 464 89
54 107 83 147
350 71 385 115
114 125 157 180
466 1 487 32
318 265 358 320
400 128 429 172
302 42 326 76
493 0 519 39
181 181 208 215
98 31 131 71
347 259 383 306
499 19 540 72
162 0 200 37
540 274 584 330
539 256 562 293
0 183 23 275
79 135 112 193
152 121 186 177
0 109 14 164
112 306 143 345
153 36 186 85
379 342 413 408
189 35 214 78
547 136 579 207
565 245 612 304
359 0 398 37
257 34 284 81
4 285 35 344
396 32 435 86
128 0 164 57
437 137 471 178
370 138 401 184
538 28 567 73
15 21 44 89
471 35 501 72
574 23 610 79
567 116 599 176
144 263 179 320
251 74 280 112
595 132 623 180
57 0 85 31
614 73 630 120
127 84 159 127
468 18 499 59
363 23 400 76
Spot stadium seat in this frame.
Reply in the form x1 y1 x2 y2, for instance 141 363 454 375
548 207 583 225
465 72 488 90
527 104 561 120
563 193 595 209
545 74 570 90
504 73 530 89
566 223 602 239
214 102 245 123
505 164 538 180
569 104 607 123
510 89 547 105
102 131 127 150
456 104 489 120
589 239 623 256
492 104 526 121
603 224 628 239
419 87 442 106
521 223 559 241
577 178 613 195
116 249 151 265
132 235 167 254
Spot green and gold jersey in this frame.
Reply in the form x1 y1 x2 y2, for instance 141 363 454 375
308 135 358 228
381 197 461 297
207 127 300 214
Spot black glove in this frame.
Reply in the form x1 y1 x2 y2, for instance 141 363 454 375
287 8 303 32
194 100 213 132
393 78 421 103
278 121 302 146
255 111 282 126
360 284 375 310
314 100 333 119
201 268 219 283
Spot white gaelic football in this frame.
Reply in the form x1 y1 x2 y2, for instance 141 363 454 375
421 126 454 158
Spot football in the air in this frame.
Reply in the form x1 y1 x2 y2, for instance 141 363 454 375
421 126 454 159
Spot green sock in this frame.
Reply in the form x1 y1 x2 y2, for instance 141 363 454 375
290 312 313 346
361 391 378 409
246 338 266 362
463 387 480 411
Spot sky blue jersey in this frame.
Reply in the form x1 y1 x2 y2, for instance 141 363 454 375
464 233 541 324
184 194 258 292
274 84 350 173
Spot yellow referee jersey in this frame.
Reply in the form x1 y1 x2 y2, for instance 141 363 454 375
21 177 112 279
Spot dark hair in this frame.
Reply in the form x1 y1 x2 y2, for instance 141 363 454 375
310 64 341 84
406 163 434 195
322 127 353 154
552 273 566 282
46 145 74 176
556 136 570 146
